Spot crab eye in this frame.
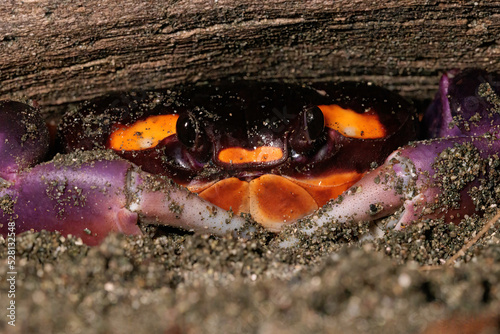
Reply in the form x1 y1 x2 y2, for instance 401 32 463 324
176 113 200 149
289 106 326 153
304 106 325 140
319 104 386 139
108 114 179 151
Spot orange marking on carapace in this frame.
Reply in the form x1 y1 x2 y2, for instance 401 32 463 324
198 178 250 213
218 147 283 164
108 114 179 151
287 171 364 207
248 175 318 231
319 104 386 139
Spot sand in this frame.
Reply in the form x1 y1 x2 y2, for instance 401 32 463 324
1 212 499 333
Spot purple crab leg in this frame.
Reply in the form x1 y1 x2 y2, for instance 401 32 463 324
0 101 49 181
0 157 248 245
423 68 500 138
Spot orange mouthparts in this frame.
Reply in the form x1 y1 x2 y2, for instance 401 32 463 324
189 171 363 231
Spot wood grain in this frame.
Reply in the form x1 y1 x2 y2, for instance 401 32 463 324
0 0 499 115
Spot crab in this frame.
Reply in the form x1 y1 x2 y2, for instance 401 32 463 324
0 68 498 245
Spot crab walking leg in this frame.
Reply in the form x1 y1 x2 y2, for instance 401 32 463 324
282 135 500 243
0 101 49 181
0 158 248 245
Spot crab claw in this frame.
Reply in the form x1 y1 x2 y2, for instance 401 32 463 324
279 134 500 247
0 153 248 245
303 136 499 230
280 68 500 244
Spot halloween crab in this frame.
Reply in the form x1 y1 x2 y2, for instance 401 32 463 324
0 68 499 245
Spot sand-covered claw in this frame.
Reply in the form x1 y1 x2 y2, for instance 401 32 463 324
305 136 499 232
281 68 500 244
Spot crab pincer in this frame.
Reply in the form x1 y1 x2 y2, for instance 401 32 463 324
285 68 500 243
0 102 247 245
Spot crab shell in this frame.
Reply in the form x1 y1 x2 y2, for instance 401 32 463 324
59 82 418 231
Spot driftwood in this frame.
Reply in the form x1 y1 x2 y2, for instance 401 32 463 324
0 0 499 116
